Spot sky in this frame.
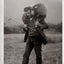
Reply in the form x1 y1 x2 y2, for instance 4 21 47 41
4 0 62 25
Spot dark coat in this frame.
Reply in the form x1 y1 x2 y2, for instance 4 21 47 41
22 13 48 44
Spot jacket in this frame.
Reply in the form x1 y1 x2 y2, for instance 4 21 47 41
22 13 48 44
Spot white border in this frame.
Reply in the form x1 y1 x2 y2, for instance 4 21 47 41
62 0 64 64
0 0 63 64
0 0 4 64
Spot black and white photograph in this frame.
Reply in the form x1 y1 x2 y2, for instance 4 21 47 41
4 0 62 64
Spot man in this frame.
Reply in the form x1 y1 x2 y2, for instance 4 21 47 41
22 3 48 64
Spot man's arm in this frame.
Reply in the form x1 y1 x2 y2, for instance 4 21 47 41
35 20 48 30
22 13 30 31
38 16 49 30
40 21 48 30
22 13 29 42
22 13 29 24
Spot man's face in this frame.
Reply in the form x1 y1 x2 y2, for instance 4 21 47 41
26 10 31 18
31 10 35 16
27 10 31 13
26 9 35 17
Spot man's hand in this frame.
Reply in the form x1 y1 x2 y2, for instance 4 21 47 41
35 21 40 28
24 24 27 28
23 24 28 31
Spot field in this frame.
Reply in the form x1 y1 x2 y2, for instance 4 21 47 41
4 33 62 64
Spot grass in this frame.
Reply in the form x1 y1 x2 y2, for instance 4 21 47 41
4 33 62 64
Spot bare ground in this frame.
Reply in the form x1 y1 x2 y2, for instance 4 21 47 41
4 34 62 64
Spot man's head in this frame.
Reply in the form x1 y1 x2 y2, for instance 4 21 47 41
24 6 32 12
24 6 32 18
24 6 35 18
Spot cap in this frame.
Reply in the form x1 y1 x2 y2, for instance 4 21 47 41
24 6 32 12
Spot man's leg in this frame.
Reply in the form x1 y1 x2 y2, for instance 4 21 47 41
22 38 33 64
34 44 42 64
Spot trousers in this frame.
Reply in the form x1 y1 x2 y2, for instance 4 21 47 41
22 36 42 64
